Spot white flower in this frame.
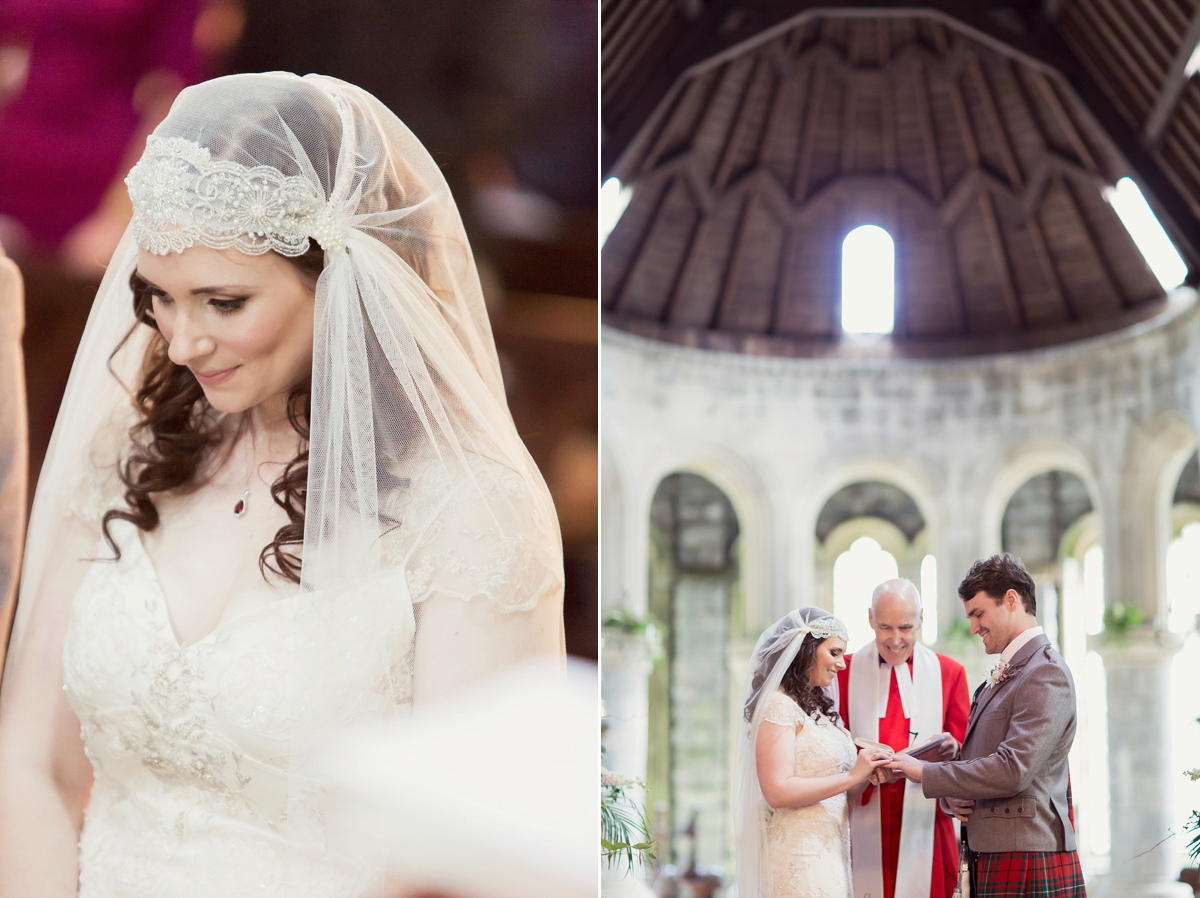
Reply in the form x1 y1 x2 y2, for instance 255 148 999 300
987 660 1012 686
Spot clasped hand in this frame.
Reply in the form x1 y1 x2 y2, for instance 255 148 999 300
868 732 959 785
852 746 895 783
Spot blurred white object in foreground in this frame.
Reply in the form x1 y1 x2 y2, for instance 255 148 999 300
318 660 598 898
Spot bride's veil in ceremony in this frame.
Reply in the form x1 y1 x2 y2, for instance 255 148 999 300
734 607 844 898
1 72 564 892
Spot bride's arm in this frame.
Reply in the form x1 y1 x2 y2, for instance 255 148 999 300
0 558 93 896
755 722 892 809
0 246 26 660
407 464 563 705
411 591 560 703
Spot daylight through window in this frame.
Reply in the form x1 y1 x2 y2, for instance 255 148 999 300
841 225 895 334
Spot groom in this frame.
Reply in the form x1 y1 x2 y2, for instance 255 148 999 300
891 554 1085 898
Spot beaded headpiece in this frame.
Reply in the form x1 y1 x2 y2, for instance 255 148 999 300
804 615 849 642
126 135 350 257
773 613 848 649
751 610 849 667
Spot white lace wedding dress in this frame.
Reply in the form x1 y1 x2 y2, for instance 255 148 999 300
759 691 855 898
62 517 412 897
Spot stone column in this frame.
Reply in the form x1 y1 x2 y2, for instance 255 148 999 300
1090 628 1191 898
601 630 657 897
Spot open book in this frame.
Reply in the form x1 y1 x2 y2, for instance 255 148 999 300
853 734 944 761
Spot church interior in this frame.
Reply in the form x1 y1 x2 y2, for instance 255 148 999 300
600 2 1200 895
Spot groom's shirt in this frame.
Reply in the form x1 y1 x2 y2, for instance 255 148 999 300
999 625 1043 666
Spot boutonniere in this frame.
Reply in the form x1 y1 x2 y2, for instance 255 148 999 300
987 660 1019 686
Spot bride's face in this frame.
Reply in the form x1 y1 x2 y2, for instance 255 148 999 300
806 635 847 689
136 245 316 419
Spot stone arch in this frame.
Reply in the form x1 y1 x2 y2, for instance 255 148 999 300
1000 470 1095 568
641 439 773 634
799 452 940 617
980 439 1101 556
799 453 940 556
823 516 912 562
646 470 741 874
1171 448 1200 540
824 518 909 650
1123 411 1199 626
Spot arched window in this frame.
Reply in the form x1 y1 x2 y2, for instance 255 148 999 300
600 176 633 247
920 553 938 644
833 536 899 650
1106 177 1187 290
841 225 895 334
1063 543 1110 862
1167 521 1200 632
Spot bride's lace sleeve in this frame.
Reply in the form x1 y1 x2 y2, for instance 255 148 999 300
387 453 565 704
761 692 805 730
394 455 561 613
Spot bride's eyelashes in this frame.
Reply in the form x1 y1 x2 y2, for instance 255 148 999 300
208 297 249 315
145 286 249 316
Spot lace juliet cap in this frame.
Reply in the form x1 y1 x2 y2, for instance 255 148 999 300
126 135 351 257
752 609 849 667
805 615 849 642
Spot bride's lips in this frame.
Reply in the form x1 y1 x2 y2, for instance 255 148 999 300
191 365 238 386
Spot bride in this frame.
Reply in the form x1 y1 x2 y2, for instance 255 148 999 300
737 607 893 898
0 72 564 897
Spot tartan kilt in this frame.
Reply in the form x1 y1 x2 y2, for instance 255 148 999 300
973 850 1086 898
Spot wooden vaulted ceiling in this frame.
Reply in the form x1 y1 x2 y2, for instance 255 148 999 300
601 1 1200 357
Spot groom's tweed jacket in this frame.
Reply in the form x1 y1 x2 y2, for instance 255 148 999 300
920 633 1078 854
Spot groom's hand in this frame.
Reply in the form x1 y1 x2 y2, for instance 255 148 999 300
941 796 975 823
888 753 924 783
870 766 899 785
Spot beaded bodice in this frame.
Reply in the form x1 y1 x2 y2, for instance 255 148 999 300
62 520 415 897
759 691 855 898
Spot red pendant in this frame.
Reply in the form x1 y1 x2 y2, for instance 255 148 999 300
234 489 249 516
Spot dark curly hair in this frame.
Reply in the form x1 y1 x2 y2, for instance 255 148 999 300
745 627 841 725
100 246 324 585
958 552 1037 615
779 632 840 724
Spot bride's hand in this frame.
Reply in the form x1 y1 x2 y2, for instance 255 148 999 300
851 747 894 784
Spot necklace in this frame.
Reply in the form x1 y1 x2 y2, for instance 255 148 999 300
234 489 250 516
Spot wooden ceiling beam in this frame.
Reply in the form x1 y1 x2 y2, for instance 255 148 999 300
1028 69 1099 174
967 52 1024 188
605 1 1200 274
1018 13 1200 276
1143 8 1200 148
912 57 945 201
979 191 1026 328
602 0 1077 175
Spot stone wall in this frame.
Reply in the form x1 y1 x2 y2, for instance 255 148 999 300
601 291 1200 892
